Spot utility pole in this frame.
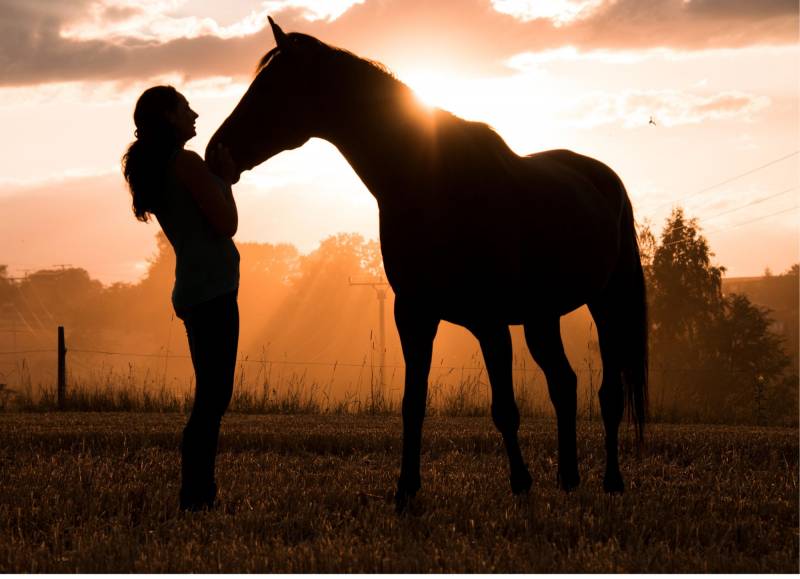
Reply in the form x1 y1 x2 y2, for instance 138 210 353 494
57 326 66 409
349 274 390 397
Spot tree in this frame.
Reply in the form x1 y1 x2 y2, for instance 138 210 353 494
714 293 790 424
636 219 657 272
250 233 388 379
646 207 792 423
649 208 725 368
0 265 15 308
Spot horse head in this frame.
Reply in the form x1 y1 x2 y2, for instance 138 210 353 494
206 18 324 183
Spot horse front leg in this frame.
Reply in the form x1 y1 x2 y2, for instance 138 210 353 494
394 296 439 513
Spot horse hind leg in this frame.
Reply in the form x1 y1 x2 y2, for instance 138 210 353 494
473 324 532 495
587 298 625 493
524 318 580 491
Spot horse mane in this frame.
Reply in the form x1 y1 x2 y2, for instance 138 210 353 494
255 47 279 75
255 33 516 159
255 33 395 83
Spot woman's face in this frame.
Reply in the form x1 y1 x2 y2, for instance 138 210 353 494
168 93 198 143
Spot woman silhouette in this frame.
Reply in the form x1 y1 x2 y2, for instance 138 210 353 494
122 86 239 511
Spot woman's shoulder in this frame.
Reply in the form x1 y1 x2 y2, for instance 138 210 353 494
173 149 229 191
172 149 206 175
172 149 221 192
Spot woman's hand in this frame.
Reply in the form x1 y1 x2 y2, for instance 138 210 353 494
206 143 238 185
174 150 238 237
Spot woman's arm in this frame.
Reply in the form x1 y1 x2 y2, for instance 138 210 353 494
173 149 238 238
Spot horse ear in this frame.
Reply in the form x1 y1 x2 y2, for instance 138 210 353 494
268 16 288 49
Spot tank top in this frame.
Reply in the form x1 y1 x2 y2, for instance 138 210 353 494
154 152 240 310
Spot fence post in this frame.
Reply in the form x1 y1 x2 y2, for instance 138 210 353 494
57 326 66 409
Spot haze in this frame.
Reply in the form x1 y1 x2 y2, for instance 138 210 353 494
0 0 797 283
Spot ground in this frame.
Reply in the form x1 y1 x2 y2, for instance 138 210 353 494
0 413 797 572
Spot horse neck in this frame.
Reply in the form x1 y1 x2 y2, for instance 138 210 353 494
319 88 436 207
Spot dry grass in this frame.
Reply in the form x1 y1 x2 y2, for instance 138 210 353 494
0 413 797 572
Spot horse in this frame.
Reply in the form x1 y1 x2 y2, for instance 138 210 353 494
207 18 648 512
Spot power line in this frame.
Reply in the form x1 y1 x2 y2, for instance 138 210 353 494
661 204 799 248
713 204 799 231
643 150 799 214
657 185 798 237
0 347 539 374
699 186 797 220
0 346 771 376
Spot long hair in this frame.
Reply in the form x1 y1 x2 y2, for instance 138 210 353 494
121 85 182 222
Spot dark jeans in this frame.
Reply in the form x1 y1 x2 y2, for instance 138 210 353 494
175 290 239 509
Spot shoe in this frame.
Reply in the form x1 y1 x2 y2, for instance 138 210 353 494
180 482 217 512
179 497 216 512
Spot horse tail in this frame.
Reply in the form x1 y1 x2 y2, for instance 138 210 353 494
618 194 649 442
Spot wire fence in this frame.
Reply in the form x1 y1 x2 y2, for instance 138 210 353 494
0 344 775 374
0 335 793 426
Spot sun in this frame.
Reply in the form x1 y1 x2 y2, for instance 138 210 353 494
398 68 462 111
396 66 558 154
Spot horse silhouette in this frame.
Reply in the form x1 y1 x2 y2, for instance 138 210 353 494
207 18 648 512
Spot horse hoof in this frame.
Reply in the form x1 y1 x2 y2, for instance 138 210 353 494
394 489 421 514
394 492 410 514
395 479 420 514
557 469 580 492
510 469 533 495
603 472 625 494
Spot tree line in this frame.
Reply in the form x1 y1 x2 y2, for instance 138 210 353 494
639 208 797 425
1 208 796 424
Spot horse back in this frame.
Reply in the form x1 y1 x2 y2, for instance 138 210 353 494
378 145 627 320
524 149 627 221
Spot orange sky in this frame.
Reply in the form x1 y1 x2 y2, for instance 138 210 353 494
0 0 797 283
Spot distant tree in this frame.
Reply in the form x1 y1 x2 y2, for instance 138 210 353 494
138 231 175 298
649 208 725 366
291 234 383 301
717 294 788 376
636 219 657 273
713 293 790 423
18 268 103 328
239 242 299 287
0 265 13 304
237 241 300 352
254 233 386 362
647 207 793 423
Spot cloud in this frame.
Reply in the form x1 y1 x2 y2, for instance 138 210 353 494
0 0 796 87
61 0 273 43
260 0 366 22
562 89 771 128
490 0 605 26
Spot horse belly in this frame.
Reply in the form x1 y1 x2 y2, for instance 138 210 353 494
381 225 606 324
378 177 619 323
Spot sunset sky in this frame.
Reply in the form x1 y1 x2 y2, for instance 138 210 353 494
0 0 797 283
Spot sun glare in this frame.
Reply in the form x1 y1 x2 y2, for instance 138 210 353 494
397 67 561 154
400 69 462 111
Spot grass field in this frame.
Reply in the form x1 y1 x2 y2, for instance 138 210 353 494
0 412 797 572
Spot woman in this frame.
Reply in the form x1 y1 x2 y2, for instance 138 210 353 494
122 85 239 511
